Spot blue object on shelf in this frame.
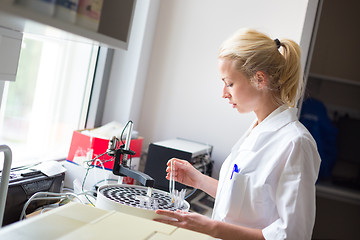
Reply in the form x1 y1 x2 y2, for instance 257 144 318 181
300 98 338 178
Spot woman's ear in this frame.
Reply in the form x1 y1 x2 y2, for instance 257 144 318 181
255 71 267 89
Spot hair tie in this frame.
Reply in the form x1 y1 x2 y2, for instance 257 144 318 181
274 38 281 49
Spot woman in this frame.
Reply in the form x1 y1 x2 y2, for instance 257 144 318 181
155 28 321 240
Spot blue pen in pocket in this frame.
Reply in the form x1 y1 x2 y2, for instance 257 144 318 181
230 163 239 180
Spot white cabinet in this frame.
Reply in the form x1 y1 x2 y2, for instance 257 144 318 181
0 0 136 49
0 26 22 81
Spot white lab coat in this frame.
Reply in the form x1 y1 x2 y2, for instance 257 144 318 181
212 106 321 240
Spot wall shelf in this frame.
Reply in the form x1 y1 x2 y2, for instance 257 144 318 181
0 0 136 49
309 73 360 87
316 181 360 205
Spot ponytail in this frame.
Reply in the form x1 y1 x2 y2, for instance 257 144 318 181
278 39 302 107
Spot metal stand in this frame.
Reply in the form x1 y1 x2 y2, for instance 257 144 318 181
110 122 154 188
0 145 12 227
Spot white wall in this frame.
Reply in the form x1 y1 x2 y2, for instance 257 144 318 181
102 0 160 126
103 0 317 179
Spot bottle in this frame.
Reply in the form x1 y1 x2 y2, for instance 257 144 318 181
76 0 103 31
16 0 57 16
54 0 79 23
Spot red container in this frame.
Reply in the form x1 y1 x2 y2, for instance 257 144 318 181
67 130 143 184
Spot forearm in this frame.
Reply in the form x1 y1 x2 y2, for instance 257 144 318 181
197 174 218 198
209 220 265 240
155 204 264 240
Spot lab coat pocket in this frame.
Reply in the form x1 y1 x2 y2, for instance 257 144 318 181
245 183 275 226
216 172 250 223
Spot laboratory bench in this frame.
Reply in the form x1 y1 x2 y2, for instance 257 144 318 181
0 202 214 240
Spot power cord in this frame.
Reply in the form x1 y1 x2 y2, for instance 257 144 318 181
19 192 84 221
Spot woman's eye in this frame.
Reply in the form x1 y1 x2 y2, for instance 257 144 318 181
226 83 233 87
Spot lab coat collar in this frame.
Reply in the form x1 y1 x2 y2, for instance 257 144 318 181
254 105 298 133
232 106 298 153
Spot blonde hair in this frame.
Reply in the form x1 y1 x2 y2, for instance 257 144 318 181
218 28 302 107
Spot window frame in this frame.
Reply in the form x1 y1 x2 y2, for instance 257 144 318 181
0 41 112 166
85 47 114 129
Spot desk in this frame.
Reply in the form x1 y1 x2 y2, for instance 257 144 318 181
0 203 214 239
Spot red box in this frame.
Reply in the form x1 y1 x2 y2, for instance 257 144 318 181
67 130 143 184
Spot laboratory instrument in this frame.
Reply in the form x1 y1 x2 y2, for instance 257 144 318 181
97 121 191 219
96 184 190 220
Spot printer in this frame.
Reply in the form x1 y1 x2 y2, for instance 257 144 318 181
1 162 65 226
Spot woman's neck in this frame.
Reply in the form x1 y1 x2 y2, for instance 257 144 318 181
254 102 280 124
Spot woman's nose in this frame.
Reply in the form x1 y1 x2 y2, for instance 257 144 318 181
222 87 230 98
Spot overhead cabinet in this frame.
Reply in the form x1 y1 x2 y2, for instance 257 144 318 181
0 0 136 49
0 26 22 81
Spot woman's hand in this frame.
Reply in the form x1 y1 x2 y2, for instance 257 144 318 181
155 209 265 240
166 158 218 197
154 209 215 236
166 158 202 189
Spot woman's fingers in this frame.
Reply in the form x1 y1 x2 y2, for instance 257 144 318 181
167 158 188 167
155 210 202 231
156 209 177 217
154 210 182 225
166 158 176 166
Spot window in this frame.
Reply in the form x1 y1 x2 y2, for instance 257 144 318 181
0 33 99 167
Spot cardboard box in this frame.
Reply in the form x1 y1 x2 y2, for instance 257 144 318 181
67 130 143 184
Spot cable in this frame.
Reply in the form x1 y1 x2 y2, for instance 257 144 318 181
62 187 74 193
40 207 57 214
81 152 108 191
81 153 114 206
120 120 133 145
81 167 95 206
20 192 65 220
185 188 198 199
20 192 85 220
93 158 105 171
78 190 97 196
65 192 84 203
77 191 97 201
82 152 107 167
93 178 119 189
